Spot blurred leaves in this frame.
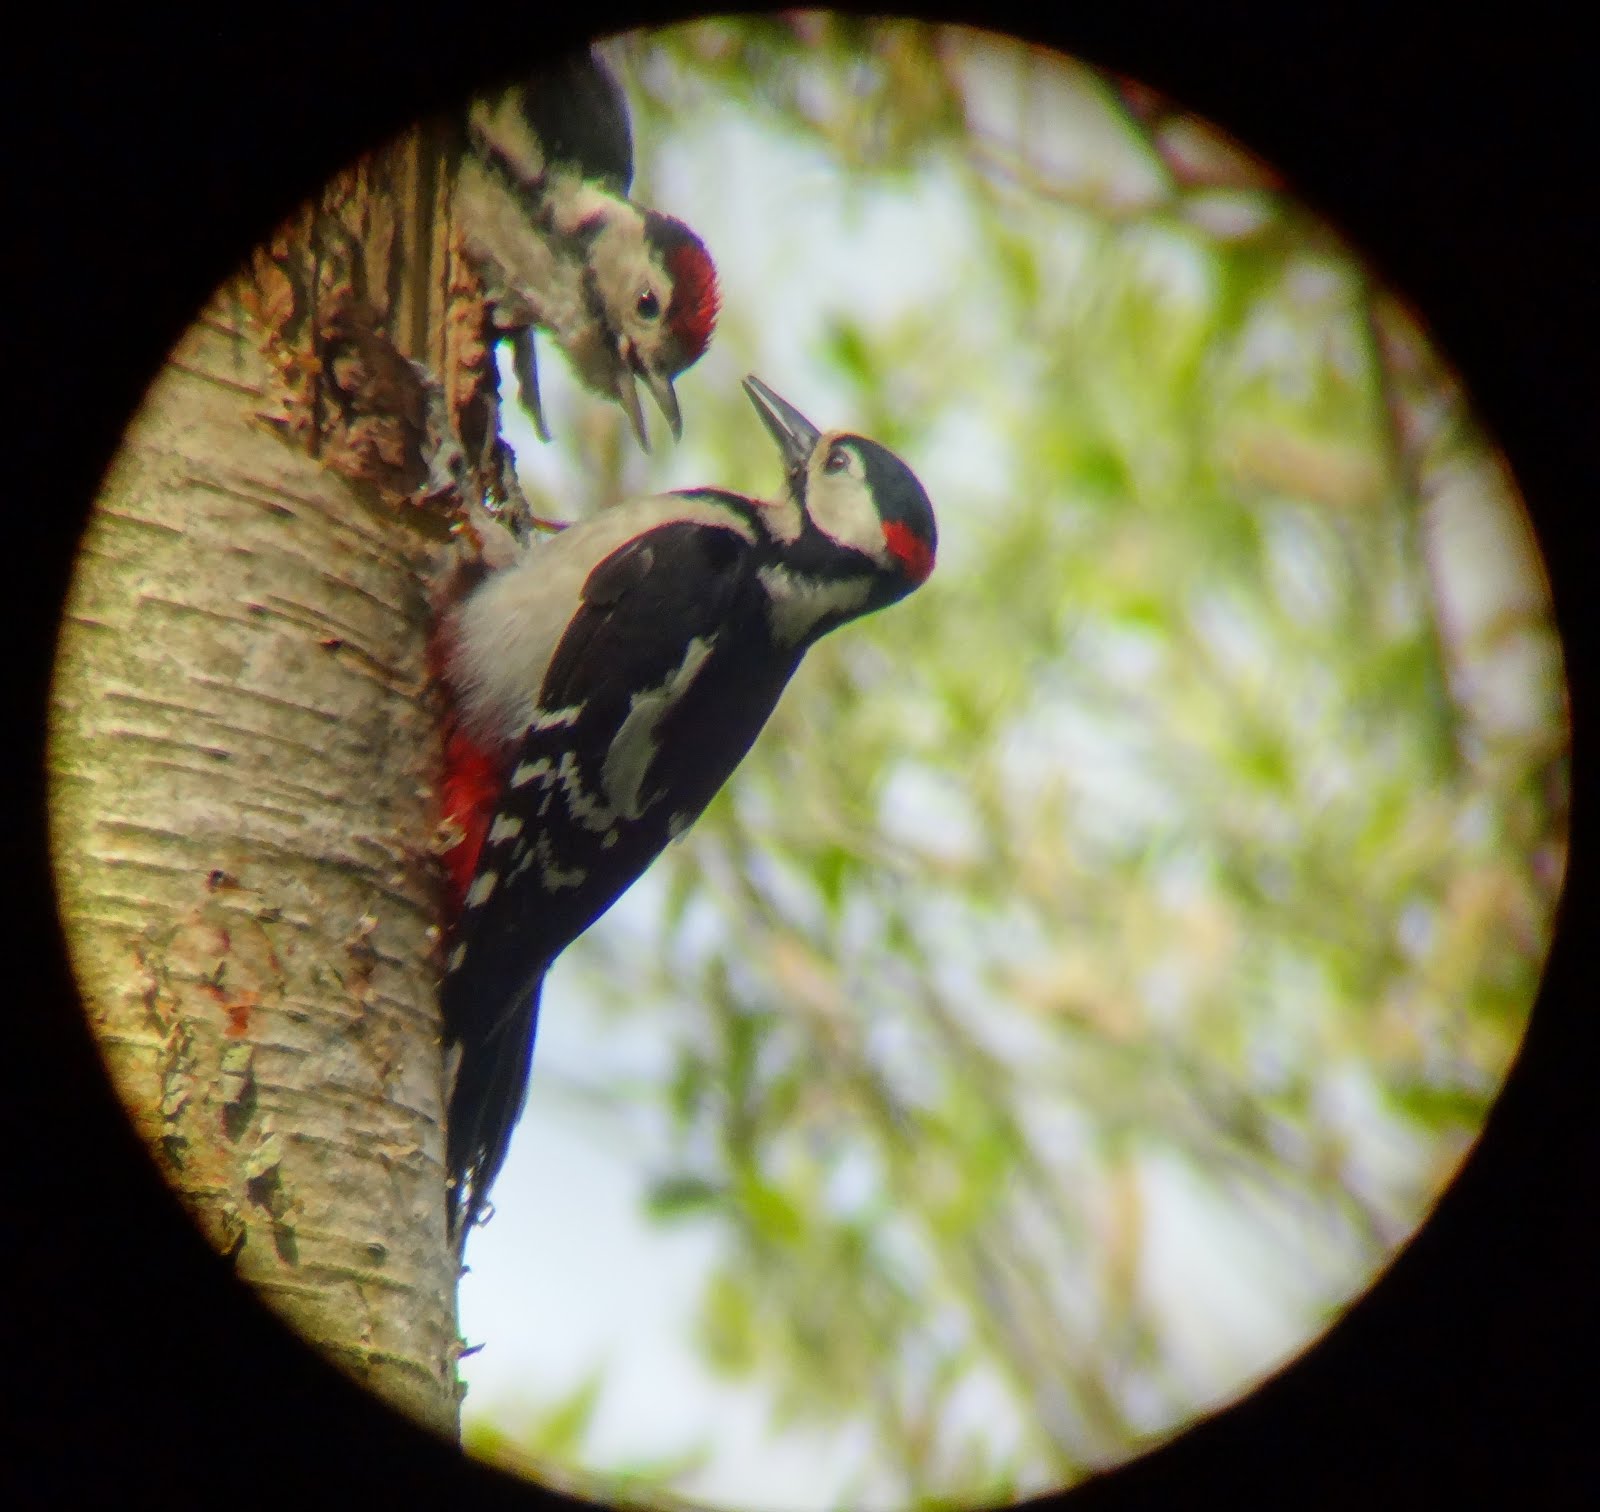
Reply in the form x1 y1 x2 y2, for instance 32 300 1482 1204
467 1370 713 1508
493 18 1568 1511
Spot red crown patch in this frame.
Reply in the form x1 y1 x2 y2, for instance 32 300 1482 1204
646 211 719 369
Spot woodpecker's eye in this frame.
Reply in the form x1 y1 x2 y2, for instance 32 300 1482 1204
825 445 851 473
636 289 661 320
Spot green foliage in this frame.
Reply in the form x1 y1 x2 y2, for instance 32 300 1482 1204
493 19 1567 1510
467 1371 713 1507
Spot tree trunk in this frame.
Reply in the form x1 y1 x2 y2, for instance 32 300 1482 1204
47 128 476 1437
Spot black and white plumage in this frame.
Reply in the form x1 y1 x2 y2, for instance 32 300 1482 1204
437 376 937 1241
452 47 719 450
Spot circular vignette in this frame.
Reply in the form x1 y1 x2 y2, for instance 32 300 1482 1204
18 8 1593 1512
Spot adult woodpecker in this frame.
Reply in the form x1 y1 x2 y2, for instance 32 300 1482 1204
452 47 719 450
436 376 937 1241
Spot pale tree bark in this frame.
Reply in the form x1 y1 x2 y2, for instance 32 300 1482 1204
47 127 488 1438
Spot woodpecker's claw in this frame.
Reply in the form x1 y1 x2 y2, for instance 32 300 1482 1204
510 328 552 444
742 375 821 470
616 365 651 452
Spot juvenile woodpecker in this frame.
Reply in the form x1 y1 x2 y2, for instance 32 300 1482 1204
436 376 937 1240
452 48 719 450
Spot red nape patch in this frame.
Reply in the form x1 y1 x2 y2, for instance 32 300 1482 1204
439 725 504 920
883 521 935 584
662 233 720 366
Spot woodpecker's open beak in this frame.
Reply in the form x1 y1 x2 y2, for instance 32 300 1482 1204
643 369 683 442
742 375 821 472
615 347 685 451
615 364 652 452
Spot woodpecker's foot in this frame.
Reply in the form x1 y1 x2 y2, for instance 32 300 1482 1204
485 441 537 541
409 359 471 513
425 500 523 626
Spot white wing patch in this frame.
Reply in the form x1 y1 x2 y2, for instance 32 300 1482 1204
511 755 553 788
557 750 618 832
536 831 586 890
487 813 523 844
509 744 622 834
758 566 874 647
532 705 582 731
602 635 717 819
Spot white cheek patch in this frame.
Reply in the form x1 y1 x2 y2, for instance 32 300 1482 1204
602 635 717 819
589 219 660 321
759 565 874 646
804 448 889 565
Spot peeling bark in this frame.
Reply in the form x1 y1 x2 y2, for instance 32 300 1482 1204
48 128 479 1439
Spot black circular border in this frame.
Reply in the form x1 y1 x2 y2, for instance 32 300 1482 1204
11 4 1593 1508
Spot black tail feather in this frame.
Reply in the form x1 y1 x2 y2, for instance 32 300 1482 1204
446 976 544 1246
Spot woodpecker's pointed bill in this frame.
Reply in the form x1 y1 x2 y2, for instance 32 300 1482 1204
643 365 683 442
617 340 686 450
742 373 822 470
615 363 652 452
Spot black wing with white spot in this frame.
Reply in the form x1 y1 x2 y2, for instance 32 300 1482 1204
443 518 787 1239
